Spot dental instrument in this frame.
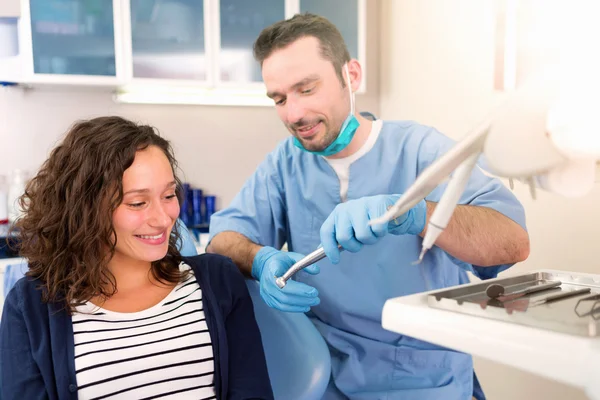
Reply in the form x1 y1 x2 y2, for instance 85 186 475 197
528 287 591 307
486 280 562 300
275 244 343 289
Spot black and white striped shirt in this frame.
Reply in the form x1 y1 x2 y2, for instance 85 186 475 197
72 265 215 400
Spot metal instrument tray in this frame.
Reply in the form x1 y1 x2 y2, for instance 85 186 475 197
428 270 600 337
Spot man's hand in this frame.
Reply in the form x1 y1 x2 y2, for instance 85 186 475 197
252 246 321 313
320 195 427 263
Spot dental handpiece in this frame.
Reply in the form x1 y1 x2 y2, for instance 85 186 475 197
275 244 343 289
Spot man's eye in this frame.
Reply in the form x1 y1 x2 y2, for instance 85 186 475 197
301 87 314 94
275 98 286 106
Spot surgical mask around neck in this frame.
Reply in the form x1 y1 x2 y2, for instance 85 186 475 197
293 63 360 156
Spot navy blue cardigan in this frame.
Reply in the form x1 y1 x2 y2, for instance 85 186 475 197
0 254 274 400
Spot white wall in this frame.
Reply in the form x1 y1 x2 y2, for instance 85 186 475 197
380 0 597 399
0 3 380 210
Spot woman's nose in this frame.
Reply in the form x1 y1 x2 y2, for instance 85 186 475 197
148 202 172 227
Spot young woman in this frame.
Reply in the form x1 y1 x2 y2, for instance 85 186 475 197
0 116 273 400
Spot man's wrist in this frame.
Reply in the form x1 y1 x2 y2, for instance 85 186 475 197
387 199 428 236
251 246 277 280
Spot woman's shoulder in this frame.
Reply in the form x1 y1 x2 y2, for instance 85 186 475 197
182 253 234 268
182 254 243 280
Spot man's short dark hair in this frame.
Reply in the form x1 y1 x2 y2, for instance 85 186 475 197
253 13 351 85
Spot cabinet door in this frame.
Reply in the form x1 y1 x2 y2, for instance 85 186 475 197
218 0 285 84
129 0 206 81
28 0 117 78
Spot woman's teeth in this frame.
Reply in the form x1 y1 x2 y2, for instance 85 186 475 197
137 233 163 240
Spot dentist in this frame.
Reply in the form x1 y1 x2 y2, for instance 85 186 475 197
208 13 530 400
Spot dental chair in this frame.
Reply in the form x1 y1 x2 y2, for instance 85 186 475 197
2 221 331 400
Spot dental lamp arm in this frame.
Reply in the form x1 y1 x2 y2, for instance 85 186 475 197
369 117 530 267
372 72 599 265
373 68 595 228
371 119 492 225
417 148 529 266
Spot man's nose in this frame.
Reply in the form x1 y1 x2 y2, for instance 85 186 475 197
285 97 307 125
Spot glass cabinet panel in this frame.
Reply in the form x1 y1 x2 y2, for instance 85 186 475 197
219 0 284 83
30 0 116 76
300 0 358 60
130 0 205 80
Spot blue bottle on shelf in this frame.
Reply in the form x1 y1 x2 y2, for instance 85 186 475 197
179 183 192 226
204 195 216 224
191 189 203 226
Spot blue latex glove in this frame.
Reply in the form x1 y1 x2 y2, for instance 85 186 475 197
320 195 427 264
252 246 321 313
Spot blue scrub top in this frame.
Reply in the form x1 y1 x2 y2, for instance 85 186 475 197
209 120 527 400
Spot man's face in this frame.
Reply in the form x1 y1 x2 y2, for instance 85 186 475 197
263 36 351 152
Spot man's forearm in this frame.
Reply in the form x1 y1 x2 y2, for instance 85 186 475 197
420 202 530 267
206 231 262 277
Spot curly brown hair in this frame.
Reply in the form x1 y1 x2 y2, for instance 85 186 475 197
12 116 187 312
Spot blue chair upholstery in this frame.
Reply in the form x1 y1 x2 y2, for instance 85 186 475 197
2 260 27 299
244 280 331 400
178 223 331 400
177 219 199 256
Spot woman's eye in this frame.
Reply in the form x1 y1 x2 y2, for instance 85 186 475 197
128 202 145 208
165 194 177 200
